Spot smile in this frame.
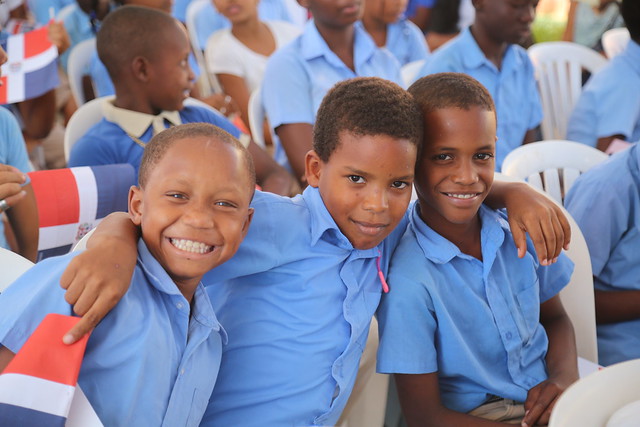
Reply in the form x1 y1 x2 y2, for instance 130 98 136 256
170 238 213 254
444 193 481 199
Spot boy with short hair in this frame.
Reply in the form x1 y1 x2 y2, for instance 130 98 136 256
0 123 255 426
376 73 578 427
58 78 571 426
68 6 295 196
417 0 542 170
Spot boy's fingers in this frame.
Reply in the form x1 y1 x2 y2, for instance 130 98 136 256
522 385 558 427
63 316 96 345
510 222 527 259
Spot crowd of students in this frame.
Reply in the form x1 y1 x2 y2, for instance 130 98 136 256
0 0 638 425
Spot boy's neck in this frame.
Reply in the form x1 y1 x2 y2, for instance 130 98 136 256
361 15 388 48
314 21 356 71
418 202 483 261
231 16 263 39
469 24 508 70
113 92 164 116
174 277 201 304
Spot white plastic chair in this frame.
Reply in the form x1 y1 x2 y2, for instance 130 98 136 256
528 41 608 140
549 358 640 427
501 140 609 205
185 0 220 95
401 59 426 87
64 96 221 162
494 173 599 363
67 38 97 106
0 247 34 292
602 27 630 59
247 87 267 150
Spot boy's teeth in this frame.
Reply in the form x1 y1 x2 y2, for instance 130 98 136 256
170 238 212 254
447 193 476 199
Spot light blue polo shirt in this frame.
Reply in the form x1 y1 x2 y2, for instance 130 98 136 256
0 108 31 250
59 4 102 71
201 187 407 426
0 239 226 427
566 40 640 147
262 19 402 170
385 18 430 66
377 204 573 413
565 144 640 366
418 27 542 170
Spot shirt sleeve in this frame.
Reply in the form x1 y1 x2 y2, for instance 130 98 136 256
376 258 439 374
1 109 31 173
68 121 120 168
593 76 640 141
524 56 543 130
405 21 431 62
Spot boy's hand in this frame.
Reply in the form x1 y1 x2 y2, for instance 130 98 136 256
0 164 27 205
48 21 71 55
60 237 136 344
504 183 571 265
522 375 573 426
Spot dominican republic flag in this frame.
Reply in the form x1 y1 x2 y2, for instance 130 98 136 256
28 164 136 261
0 25 59 105
0 314 94 426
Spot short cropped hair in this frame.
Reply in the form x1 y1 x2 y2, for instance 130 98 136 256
139 123 256 196
313 77 423 162
621 0 640 42
97 6 177 80
408 73 496 117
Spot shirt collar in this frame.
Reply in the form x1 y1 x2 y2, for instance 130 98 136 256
460 27 520 73
409 203 507 264
136 239 223 337
102 98 182 138
299 20 377 69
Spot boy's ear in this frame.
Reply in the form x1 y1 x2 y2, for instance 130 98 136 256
297 0 309 8
305 150 323 188
128 185 143 226
131 56 151 83
242 208 254 237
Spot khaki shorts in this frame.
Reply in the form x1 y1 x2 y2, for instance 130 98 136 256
468 397 526 424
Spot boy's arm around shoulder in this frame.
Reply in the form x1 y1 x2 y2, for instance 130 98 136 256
60 212 139 344
486 180 571 266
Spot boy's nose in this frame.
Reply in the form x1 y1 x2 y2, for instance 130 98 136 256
362 188 389 213
183 204 215 229
452 162 479 185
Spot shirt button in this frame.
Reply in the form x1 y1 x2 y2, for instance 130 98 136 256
180 369 185 375
176 302 183 309
506 332 513 340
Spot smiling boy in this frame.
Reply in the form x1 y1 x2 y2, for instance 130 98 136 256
377 73 577 427
0 123 255 426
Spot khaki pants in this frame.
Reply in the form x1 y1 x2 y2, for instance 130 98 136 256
468 398 526 424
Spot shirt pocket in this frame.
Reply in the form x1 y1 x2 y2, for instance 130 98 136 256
515 281 541 346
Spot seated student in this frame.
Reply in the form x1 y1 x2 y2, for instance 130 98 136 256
564 144 640 366
0 122 255 426
416 0 541 170
377 73 578 427
205 0 300 135
563 0 624 54
566 0 639 152
68 6 295 196
56 77 571 426
261 0 402 184
361 0 430 66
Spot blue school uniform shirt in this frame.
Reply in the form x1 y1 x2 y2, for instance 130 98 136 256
59 4 101 71
565 144 640 366
68 102 242 180
385 18 430 66
0 239 226 427
262 20 402 170
200 187 407 427
566 40 640 147
0 108 31 250
418 27 542 170
376 204 573 413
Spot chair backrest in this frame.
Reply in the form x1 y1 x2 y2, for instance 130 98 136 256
401 59 426 87
501 140 609 205
494 173 598 363
28 164 135 261
185 0 219 95
602 27 630 59
67 37 97 106
247 87 267 149
0 247 34 292
549 358 640 426
528 41 608 140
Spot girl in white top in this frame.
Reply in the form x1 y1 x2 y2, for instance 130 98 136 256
206 0 300 135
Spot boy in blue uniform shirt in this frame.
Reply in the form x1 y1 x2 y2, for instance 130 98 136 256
68 6 295 196
377 73 578 427
566 0 640 152
416 0 542 170
565 143 640 366
0 123 256 426
58 78 571 425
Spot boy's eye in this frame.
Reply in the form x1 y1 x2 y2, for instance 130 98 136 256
475 153 494 161
347 175 365 184
167 192 187 200
433 153 452 161
215 201 237 208
391 181 409 190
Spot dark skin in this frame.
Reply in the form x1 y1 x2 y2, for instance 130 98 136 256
594 288 640 324
396 296 578 427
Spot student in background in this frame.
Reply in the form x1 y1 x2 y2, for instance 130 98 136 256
377 73 577 427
